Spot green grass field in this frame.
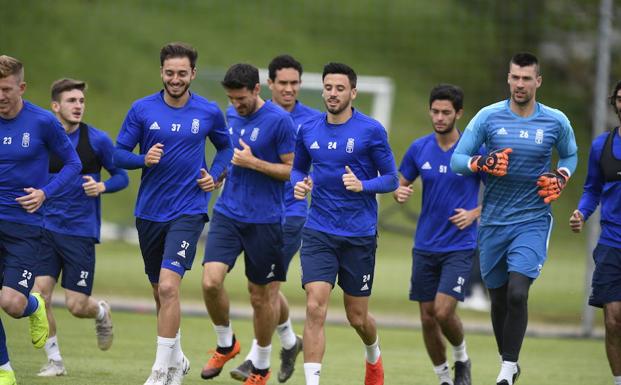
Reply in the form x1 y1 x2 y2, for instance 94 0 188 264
4 310 609 385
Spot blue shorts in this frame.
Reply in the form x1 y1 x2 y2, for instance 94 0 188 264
409 249 474 302
203 211 285 285
136 214 207 284
0 220 42 297
38 230 96 295
479 214 553 289
282 216 305 274
300 228 377 297
589 243 621 308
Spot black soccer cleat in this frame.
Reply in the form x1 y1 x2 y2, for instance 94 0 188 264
230 359 253 382
453 359 471 385
278 335 303 383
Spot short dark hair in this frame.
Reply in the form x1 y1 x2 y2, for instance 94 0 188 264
0 55 24 81
160 42 198 69
429 84 464 111
322 62 357 88
268 55 303 81
221 63 259 90
610 80 621 108
510 52 540 74
51 78 86 101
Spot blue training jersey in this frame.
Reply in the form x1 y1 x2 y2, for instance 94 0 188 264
291 108 398 237
0 101 81 227
577 129 621 249
45 125 128 241
116 91 232 222
284 101 322 218
451 100 578 226
399 133 481 252
214 100 296 224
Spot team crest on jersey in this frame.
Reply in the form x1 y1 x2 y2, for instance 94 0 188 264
21 132 30 147
346 138 355 153
250 127 260 141
191 118 200 134
535 129 544 144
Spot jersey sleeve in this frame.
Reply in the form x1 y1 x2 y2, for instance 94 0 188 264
276 115 296 156
555 113 579 175
116 105 143 149
451 110 488 174
360 125 399 194
41 118 82 198
92 129 129 193
291 126 311 185
577 136 605 221
398 143 420 183
207 108 233 180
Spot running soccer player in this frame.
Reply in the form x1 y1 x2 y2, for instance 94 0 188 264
395 84 479 385
201 63 296 385
229 54 320 384
451 52 578 385
570 80 621 385
0 55 81 385
32 78 129 377
114 42 233 385
291 62 398 385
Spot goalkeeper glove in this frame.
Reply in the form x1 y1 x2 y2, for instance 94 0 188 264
469 148 513 176
537 169 569 204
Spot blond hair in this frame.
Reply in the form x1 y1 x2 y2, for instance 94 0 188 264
0 55 24 80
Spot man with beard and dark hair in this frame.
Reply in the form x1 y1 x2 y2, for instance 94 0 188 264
200 63 296 385
114 42 233 385
394 84 479 385
570 80 621 385
451 52 578 385
291 62 398 385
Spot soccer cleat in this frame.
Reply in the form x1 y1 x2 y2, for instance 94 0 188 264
167 354 190 385
200 337 241 379
364 356 384 385
95 300 113 350
244 370 271 385
29 293 49 349
278 335 303 383
230 359 253 382
37 359 67 377
0 369 16 385
453 359 471 385
144 369 168 385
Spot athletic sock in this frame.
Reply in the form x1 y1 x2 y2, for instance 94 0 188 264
452 340 469 362
304 363 321 385
45 335 62 361
152 336 175 372
21 294 39 317
254 344 271 370
433 362 453 385
171 329 184 367
244 339 259 363
214 323 233 349
365 337 381 364
276 319 297 350
497 361 518 385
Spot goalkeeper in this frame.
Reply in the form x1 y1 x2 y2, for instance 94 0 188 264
451 52 577 385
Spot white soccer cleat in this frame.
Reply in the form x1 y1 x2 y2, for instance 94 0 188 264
95 300 114 350
144 369 168 385
37 359 67 377
167 355 190 385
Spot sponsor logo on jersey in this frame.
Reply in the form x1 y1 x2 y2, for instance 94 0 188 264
310 141 320 149
21 132 30 147
535 128 544 144
421 161 432 170
250 127 260 141
228 127 233 135
191 118 200 134
497 127 508 135
346 138 355 153
149 122 160 130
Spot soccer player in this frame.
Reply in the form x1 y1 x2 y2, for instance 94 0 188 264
569 80 621 385
32 78 129 377
114 42 233 385
0 55 81 384
291 62 398 385
451 52 578 385
201 63 295 385
394 84 479 385
229 54 320 384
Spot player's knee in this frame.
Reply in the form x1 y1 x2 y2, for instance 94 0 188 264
605 309 621 332
202 275 224 296
506 287 528 309
345 308 366 329
434 307 454 325
65 296 89 317
305 299 328 322
158 281 179 302
0 295 26 318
